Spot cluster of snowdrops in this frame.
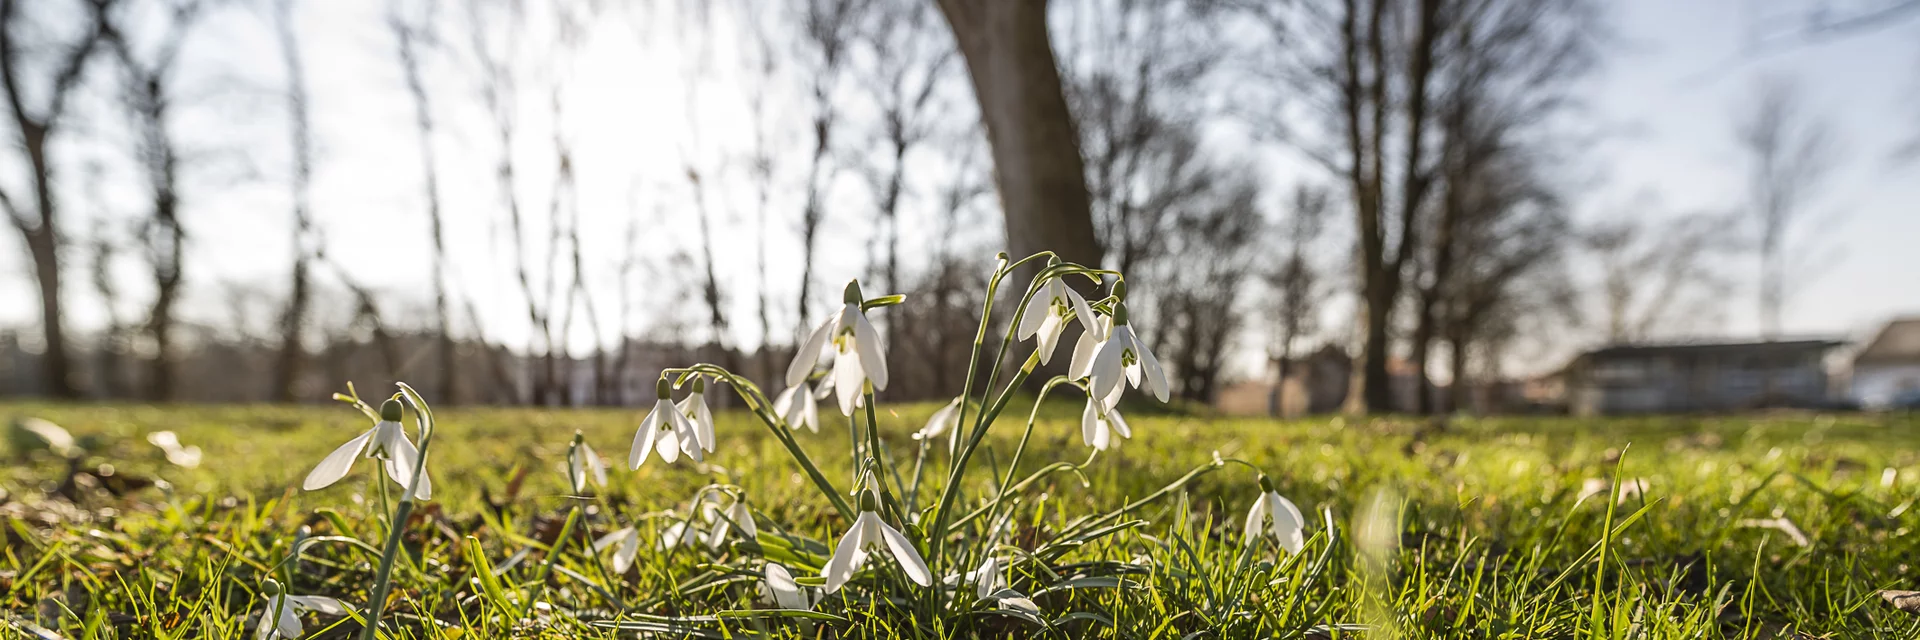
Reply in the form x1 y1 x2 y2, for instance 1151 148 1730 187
258 253 1312 638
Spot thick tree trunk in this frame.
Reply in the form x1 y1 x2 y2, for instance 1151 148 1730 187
936 0 1101 271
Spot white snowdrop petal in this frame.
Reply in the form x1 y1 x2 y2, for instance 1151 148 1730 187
787 319 835 388
303 429 373 491
852 310 889 391
630 406 663 469
876 519 932 587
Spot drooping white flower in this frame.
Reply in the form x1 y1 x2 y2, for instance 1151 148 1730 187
774 384 820 433
1079 397 1132 451
630 379 702 469
705 496 759 549
304 398 433 500
913 397 964 442
659 519 702 550
1017 276 1097 364
945 556 1006 599
566 437 607 492
677 376 717 453
255 581 348 640
593 526 641 573
787 280 890 416
821 500 932 593
759 562 818 610
1244 476 1307 554
1086 303 1169 409
147 430 203 468
1068 312 1113 381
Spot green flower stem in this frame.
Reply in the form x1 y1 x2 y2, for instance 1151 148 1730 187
667 365 854 520
523 504 580 618
927 350 1039 577
359 384 437 640
970 376 1078 537
1058 460 1224 542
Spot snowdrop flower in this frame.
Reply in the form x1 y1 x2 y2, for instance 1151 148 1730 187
304 398 432 500
1244 475 1307 554
1085 303 1168 409
146 430 202 468
256 579 347 640
1018 274 1096 364
1079 397 1132 451
945 556 1006 599
630 379 702 469
774 384 820 433
705 495 759 549
565 434 607 492
913 397 964 442
659 519 702 550
593 526 641 573
1068 312 1112 380
677 376 717 453
759 563 818 610
822 492 932 593
787 280 889 416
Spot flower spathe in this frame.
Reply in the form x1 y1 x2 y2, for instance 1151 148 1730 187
1017 276 1096 365
593 526 641 573
774 384 820 433
630 380 703 469
759 562 818 610
822 507 932 593
1244 477 1307 554
1079 397 1132 451
787 280 890 416
303 399 432 500
914 397 964 441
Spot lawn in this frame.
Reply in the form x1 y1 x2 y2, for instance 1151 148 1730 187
4 398 1920 638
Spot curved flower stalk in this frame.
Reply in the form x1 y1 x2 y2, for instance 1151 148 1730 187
788 280 890 416
1244 475 1308 554
759 563 818 610
304 397 432 500
256 580 347 640
1079 397 1132 451
913 397 964 442
593 526 641 573
1085 302 1169 409
630 378 702 468
823 492 931 593
1017 274 1096 364
677 376 717 453
774 384 821 433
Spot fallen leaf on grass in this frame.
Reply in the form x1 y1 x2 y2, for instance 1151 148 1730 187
1881 590 1920 614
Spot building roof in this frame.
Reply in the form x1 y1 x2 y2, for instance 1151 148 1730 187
1580 339 1844 361
1856 317 1920 366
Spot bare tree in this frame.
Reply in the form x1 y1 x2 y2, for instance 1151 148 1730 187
0 0 121 399
388 0 460 402
793 0 864 329
853 0 952 314
935 0 1103 271
1735 74 1840 339
740 6 782 382
1158 174 1264 403
1266 183 1330 415
1580 210 1741 342
269 0 316 403
468 0 548 404
108 0 204 401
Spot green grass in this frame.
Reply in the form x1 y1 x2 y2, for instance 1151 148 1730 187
4 399 1920 638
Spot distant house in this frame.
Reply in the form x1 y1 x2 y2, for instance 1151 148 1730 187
1853 318 1920 409
1566 340 1843 416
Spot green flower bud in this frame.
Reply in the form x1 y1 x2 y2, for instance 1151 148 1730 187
1112 279 1127 301
691 376 706 393
1113 302 1130 326
379 398 404 422
843 280 864 305
655 378 672 400
1258 474 1275 493
262 578 283 596
859 489 879 512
